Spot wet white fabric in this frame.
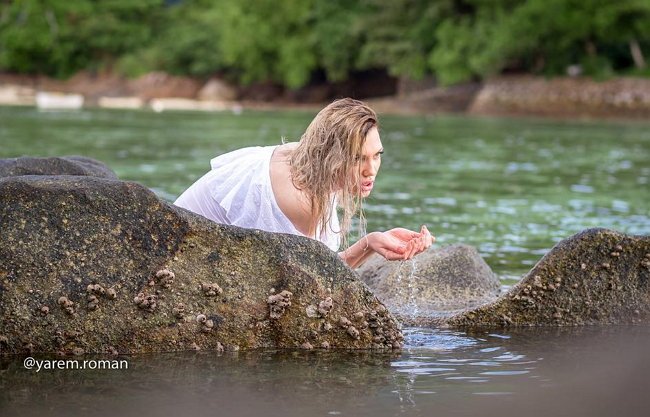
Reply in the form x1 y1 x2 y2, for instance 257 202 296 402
174 145 341 252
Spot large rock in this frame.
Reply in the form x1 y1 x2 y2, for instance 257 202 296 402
0 156 118 179
446 228 650 328
0 176 402 355
198 78 238 102
357 244 500 325
469 76 650 119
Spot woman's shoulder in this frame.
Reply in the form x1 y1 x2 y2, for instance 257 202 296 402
270 142 298 161
209 145 276 170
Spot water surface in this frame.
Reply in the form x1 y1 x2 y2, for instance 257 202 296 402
2 326 649 417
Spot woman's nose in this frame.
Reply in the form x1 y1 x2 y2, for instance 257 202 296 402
362 159 379 177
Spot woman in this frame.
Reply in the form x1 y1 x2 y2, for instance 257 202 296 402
174 98 434 268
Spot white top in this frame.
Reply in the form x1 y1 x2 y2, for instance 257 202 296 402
174 145 341 251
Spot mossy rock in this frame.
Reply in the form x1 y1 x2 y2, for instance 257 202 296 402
445 228 650 328
0 175 401 355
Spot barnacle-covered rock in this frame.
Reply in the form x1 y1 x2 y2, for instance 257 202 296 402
0 171 399 354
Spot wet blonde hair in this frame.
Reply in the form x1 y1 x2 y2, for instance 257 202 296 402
289 97 378 248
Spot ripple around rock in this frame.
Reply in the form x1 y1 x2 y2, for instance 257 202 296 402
0 170 401 354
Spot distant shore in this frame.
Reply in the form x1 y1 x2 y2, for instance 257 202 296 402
1 71 650 120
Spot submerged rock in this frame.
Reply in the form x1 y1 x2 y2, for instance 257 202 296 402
0 175 401 355
357 244 500 325
446 228 650 328
0 156 118 179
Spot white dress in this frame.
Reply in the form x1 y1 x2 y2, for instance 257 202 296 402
174 145 341 252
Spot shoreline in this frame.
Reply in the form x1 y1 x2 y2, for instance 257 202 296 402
1 72 650 121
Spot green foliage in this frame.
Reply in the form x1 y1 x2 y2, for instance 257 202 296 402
139 1 226 78
0 0 163 77
310 0 368 82
1 0 648 86
214 0 317 88
430 0 650 84
359 0 453 80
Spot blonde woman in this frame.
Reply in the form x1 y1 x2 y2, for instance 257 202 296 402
174 98 434 268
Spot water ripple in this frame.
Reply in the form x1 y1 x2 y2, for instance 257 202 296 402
401 328 478 350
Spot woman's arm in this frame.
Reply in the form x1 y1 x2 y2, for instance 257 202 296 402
338 233 382 269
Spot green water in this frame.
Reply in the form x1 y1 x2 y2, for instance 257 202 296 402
1 106 648 283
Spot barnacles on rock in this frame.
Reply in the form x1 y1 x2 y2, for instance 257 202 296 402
196 314 214 332
57 296 75 315
317 297 333 317
201 282 223 297
149 269 175 288
133 292 157 312
267 290 292 319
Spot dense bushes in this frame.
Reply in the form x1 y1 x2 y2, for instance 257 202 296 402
1 0 648 87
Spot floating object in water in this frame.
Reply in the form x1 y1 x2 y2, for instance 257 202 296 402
36 92 84 110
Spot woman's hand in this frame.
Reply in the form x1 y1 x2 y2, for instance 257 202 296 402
367 225 435 261
388 225 435 260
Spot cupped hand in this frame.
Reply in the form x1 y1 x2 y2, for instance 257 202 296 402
368 225 435 261
391 225 435 260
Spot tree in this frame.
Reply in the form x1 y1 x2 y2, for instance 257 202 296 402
0 0 163 77
429 0 650 84
358 0 453 80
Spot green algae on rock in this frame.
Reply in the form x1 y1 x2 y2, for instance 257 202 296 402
0 175 402 355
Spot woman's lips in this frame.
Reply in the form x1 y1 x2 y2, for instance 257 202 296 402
361 181 374 192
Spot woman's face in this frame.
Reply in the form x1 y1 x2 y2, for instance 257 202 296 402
355 126 383 197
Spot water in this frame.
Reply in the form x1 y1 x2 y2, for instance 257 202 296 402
394 260 421 317
2 326 649 417
1 106 649 416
